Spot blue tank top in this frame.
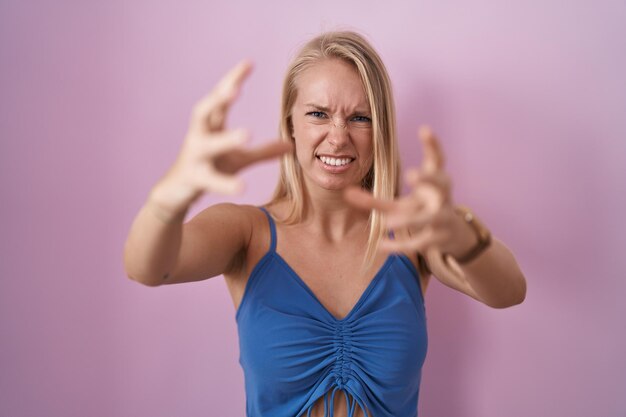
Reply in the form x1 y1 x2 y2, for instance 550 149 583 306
236 207 428 417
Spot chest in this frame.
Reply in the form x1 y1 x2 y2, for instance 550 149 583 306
236 249 428 417
273 227 388 321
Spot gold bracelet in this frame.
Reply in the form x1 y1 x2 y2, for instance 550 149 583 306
452 205 492 264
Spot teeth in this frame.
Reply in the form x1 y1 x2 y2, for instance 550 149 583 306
319 156 352 166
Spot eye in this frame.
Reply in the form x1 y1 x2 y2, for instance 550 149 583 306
306 111 327 118
352 115 372 123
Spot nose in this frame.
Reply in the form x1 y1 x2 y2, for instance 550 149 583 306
333 118 347 129
327 117 349 147
327 123 349 147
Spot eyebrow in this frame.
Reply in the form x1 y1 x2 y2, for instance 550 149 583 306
304 103 331 112
304 103 370 114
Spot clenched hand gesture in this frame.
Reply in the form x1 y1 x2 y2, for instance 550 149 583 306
344 127 477 266
150 61 292 220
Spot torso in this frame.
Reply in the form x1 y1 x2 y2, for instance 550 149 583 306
223 202 429 417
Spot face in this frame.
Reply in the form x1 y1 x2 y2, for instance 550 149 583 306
290 58 373 192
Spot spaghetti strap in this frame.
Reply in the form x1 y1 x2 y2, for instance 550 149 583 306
258 206 277 252
239 207 427 417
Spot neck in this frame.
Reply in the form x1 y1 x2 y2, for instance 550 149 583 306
301 185 369 242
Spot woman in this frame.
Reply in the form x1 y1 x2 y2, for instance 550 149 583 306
124 31 526 417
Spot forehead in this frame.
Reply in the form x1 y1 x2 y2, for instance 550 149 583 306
294 59 370 111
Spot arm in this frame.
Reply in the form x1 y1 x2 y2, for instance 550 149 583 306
122 192 186 287
425 236 527 308
344 126 527 308
123 60 291 287
123 189 251 287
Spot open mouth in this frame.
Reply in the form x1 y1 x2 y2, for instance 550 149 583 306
316 155 355 167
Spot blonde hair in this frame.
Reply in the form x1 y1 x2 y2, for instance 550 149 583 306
269 31 402 269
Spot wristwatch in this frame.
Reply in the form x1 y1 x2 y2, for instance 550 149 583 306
452 205 492 264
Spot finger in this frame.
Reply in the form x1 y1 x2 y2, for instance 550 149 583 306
343 187 396 213
204 60 253 131
191 60 253 132
406 168 451 196
379 227 451 253
199 129 250 157
387 205 453 231
215 59 253 99
198 60 253 115
237 140 294 168
385 202 437 229
418 125 445 173
379 194 425 225
215 140 293 174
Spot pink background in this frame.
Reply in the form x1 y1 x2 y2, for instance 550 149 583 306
1 1 625 416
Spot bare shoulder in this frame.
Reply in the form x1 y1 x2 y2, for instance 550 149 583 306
164 203 262 285
191 202 255 226
197 202 273 269
187 202 269 258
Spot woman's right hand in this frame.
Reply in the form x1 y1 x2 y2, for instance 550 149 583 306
148 60 292 219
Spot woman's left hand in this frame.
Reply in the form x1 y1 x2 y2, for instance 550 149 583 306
344 126 477 259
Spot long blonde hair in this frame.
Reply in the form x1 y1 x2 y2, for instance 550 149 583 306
269 31 402 269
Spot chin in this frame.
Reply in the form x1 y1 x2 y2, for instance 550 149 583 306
310 176 362 192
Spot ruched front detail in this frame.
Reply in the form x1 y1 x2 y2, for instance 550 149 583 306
236 208 428 417
334 322 353 387
300 321 371 417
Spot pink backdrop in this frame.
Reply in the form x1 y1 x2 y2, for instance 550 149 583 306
1 1 625 416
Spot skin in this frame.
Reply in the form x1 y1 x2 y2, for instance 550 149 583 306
291 58 374 194
344 125 527 308
124 57 526 417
